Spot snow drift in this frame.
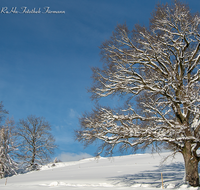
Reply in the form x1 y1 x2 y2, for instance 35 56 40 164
0 152 199 190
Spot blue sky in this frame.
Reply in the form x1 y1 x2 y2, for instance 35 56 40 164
0 0 199 161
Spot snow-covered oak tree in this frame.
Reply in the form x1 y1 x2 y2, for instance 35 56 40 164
0 103 18 178
17 115 57 170
76 1 200 187
0 118 18 178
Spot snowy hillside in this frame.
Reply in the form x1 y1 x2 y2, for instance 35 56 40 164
0 152 198 190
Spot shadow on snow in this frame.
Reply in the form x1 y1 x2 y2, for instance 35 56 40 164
108 162 199 188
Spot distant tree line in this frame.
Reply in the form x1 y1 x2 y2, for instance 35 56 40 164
0 102 57 178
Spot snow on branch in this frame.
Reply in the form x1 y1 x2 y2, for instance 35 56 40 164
77 2 200 158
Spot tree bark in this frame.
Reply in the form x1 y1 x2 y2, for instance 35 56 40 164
182 143 199 187
0 163 4 179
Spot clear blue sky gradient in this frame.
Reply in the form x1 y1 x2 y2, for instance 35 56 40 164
0 0 199 160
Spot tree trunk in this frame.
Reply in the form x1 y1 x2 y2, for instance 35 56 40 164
182 143 199 187
31 150 36 170
0 163 4 179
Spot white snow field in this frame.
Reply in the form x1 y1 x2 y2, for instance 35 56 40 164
0 152 199 190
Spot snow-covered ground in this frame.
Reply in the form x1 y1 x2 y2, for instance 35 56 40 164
0 152 199 190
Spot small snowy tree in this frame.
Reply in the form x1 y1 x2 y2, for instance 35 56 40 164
17 115 57 171
76 1 200 187
0 118 18 178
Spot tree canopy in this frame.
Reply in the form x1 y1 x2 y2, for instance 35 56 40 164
17 115 57 170
76 1 200 187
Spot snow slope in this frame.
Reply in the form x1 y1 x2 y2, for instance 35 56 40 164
0 152 199 190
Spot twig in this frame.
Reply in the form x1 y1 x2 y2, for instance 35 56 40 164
161 173 164 189
5 178 7 185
